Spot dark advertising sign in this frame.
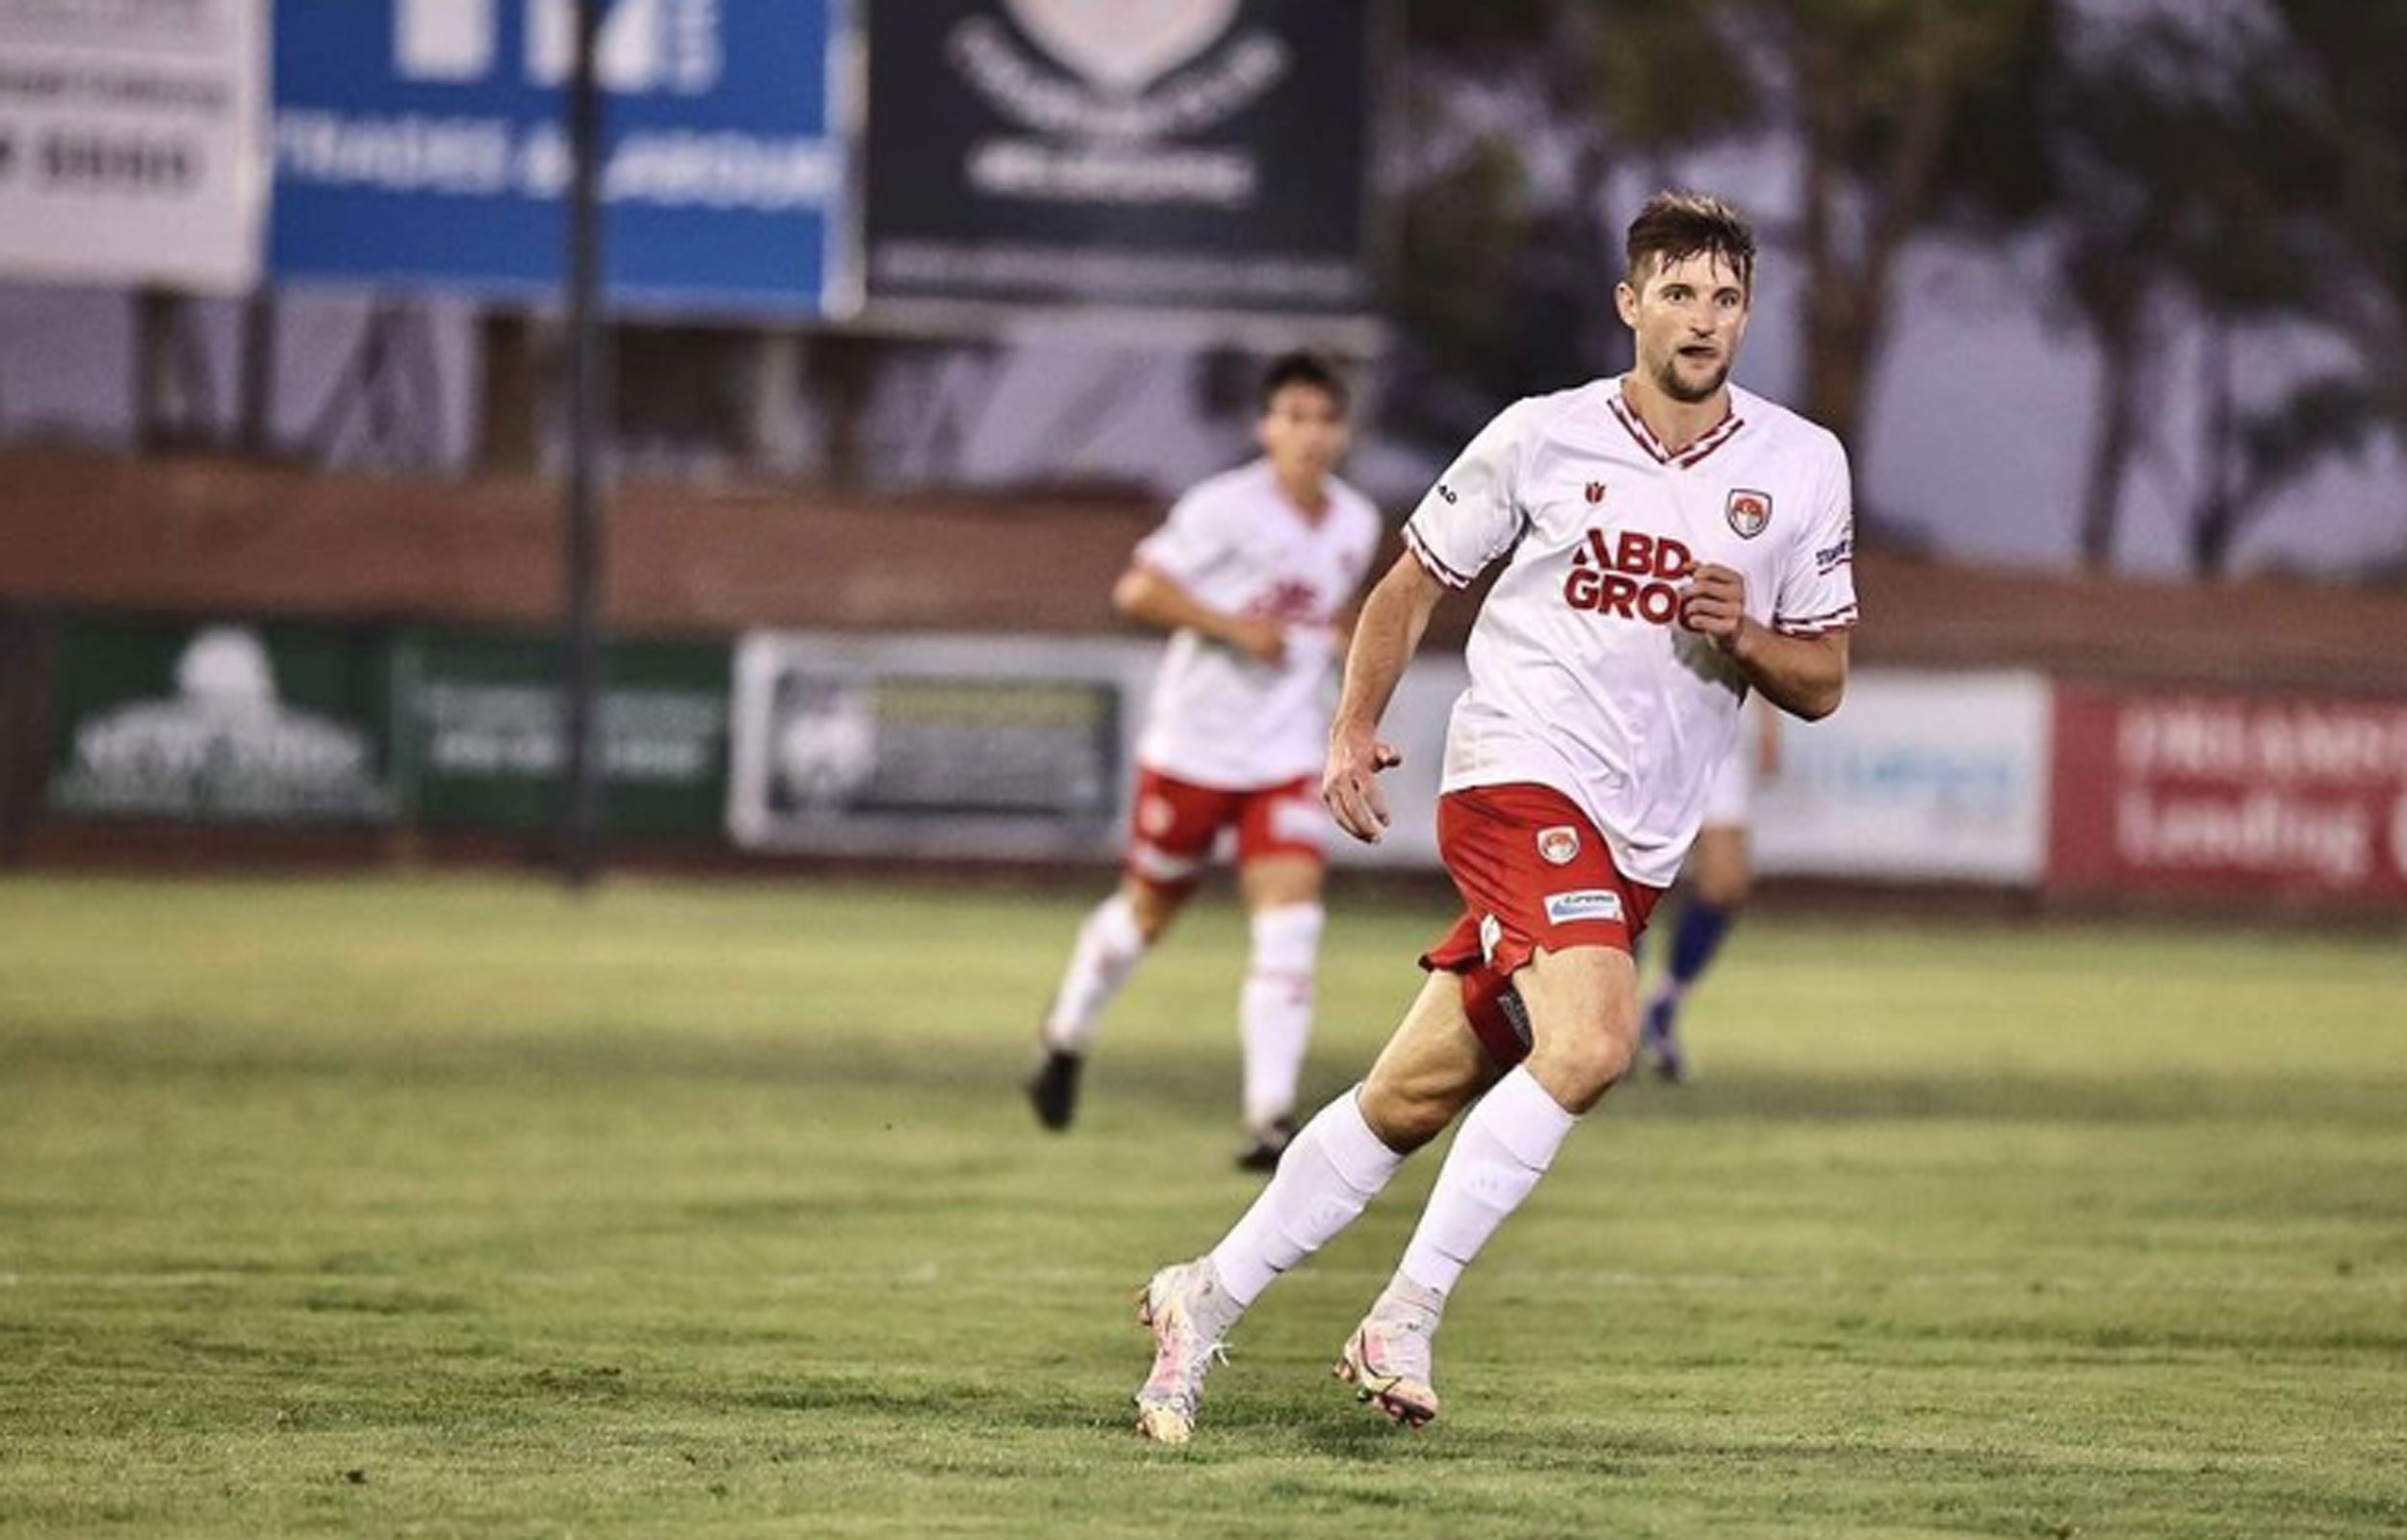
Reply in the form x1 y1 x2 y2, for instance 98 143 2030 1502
400 629 731 837
862 0 1375 320
47 618 397 824
727 632 1138 860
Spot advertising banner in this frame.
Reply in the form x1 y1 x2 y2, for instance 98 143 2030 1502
2049 684 2407 904
46 617 397 823
1751 671 2055 885
270 0 849 313
399 629 730 836
0 0 266 291
728 631 1140 860
861 0 1375 321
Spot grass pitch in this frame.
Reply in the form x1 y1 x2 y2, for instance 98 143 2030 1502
1 872 2402 1539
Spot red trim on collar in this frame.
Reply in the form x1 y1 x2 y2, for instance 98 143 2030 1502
1609 382 1744 468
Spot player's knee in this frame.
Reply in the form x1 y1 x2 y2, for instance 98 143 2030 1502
1357 1071 1457 1153
1531 999 1639 1109
1695 872 1751 910
1122 883 1182 943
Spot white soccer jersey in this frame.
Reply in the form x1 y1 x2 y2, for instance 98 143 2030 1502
1134 458 1384 789
1404 377 1857 886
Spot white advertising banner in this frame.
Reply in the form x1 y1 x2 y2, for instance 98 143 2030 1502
726 629 1469 869
728 631 1154 860
1751 669 2054 885
0 0 266 290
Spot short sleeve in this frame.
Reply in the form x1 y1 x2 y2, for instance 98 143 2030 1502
1403 399 1538 590
1132 485 1241 588
1773 442 1859 635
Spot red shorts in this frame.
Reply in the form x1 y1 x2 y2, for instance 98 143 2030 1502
1124 767 1328 894
1420 783 1664 1068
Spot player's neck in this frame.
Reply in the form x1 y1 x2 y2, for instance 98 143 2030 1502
1271 464 1331 520
1618 372 1732 457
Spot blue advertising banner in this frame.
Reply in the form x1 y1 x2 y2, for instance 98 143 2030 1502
270 0 850 313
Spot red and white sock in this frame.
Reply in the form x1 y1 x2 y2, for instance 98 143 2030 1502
1238 903 1322 1131
1042 893 1147 1053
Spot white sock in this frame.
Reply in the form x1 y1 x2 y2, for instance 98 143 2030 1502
1208 1089 1403 1307
1239 903 1323 1130
1398 1066 1579 1296
1043 893 1147 1052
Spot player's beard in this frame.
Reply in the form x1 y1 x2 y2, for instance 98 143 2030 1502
1652 349 1732 404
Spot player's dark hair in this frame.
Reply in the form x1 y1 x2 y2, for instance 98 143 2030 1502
1257 350 1349 416
1625 191 1756 293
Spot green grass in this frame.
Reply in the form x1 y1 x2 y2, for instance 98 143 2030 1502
1 872 2403 1539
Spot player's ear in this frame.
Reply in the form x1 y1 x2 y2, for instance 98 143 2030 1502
1614 280 1640 327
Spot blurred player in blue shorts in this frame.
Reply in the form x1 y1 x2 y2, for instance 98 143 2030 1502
1639 695 1778 1081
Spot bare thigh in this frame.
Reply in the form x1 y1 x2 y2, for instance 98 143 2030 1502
1686 824 1752 909
1238 852 1324 913
1513 943 1642 1114
1357 972 1504 1153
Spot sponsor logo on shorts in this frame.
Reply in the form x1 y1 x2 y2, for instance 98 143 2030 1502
1543 888 1624 926
1139 795 1176 837
1537 825 1580 865
1478 911 1502 965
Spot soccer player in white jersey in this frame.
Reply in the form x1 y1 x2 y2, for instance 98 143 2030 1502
1028 352 1383 1171
1638 693 1782 1082
1127 192 1858 1444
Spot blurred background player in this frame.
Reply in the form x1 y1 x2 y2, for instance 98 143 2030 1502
1026 352 1382 1170
1638 694 1778 1082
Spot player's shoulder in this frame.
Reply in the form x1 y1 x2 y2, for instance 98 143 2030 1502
1732 383 1849 471
1178 458 1275 505
1166 458 1278 525
1323 473 1382 533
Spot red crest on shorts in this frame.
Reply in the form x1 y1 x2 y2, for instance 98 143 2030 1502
1537 825 1580 865
1585 480 1607 505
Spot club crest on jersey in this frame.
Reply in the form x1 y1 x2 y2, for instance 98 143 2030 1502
1537 825 1581 865
1584 480 1607 505
1725 488 1773 539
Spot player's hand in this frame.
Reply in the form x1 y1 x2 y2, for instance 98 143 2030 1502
1225 615 1287 665
1679 563 1748 648
1323 724 1403 844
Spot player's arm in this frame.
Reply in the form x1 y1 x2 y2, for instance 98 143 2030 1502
1322 552 1446 842
1112 563 1284 664
1681 565 1848 721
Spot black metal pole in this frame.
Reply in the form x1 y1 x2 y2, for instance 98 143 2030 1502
558 0 608 888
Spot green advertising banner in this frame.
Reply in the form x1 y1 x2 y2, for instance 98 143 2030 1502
47 617 398 823
399 630 732 837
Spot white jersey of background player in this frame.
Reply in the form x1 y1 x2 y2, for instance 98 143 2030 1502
1126 192 1857 1446
1028 351 1381 1171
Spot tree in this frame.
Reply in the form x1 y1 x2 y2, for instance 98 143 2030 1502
1774 0 2051 463
1941 7 2374 575
1385 0 2052 494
